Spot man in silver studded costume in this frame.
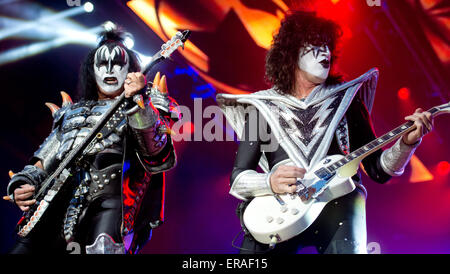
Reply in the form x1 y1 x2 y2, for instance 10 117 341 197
6 25 179 254
217 11 434 254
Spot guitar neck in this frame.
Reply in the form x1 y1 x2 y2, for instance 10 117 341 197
326 105 442 173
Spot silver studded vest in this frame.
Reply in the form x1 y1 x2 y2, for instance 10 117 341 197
33 99 127 172
33 99 128 242
57 99 126 160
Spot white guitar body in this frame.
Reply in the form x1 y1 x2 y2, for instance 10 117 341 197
242 101 450 245
243 154 358 245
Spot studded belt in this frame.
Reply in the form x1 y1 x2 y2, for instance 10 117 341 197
87 163 122 201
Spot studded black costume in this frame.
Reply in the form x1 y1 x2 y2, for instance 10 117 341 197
6 26 178 254
7 87 177 254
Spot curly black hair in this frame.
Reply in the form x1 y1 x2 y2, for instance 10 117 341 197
265 11 343 95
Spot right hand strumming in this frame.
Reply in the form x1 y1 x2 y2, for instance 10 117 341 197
270 165 306 194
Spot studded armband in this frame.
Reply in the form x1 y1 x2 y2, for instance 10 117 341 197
7 165 48 197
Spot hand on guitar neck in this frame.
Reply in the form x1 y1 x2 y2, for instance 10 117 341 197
11 161 42 212
268 108 434 196
402 108 433 146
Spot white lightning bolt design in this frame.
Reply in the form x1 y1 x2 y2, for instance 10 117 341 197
310 98 335 135
270 96 337 162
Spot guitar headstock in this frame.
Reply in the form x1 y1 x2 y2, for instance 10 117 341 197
141 30 191 75
160 30 191 58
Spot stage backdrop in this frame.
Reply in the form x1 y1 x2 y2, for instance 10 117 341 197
0 0 449 254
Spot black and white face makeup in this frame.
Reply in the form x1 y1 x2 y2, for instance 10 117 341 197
298 44 331 82
94 44 130 95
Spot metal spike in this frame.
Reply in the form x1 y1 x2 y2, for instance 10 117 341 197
45 102 60 116
160 75 168 94
152 72 161 89
159 125 175 136
60 91 73 106
133 94 145 109
8 170 15 178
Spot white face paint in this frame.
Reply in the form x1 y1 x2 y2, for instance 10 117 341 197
94 44 130 95
298 44 331 81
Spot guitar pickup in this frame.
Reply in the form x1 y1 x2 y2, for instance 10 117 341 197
273 194 285 206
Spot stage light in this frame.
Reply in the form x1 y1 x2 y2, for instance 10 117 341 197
437 161 450 176
331 0 341 4
135 52 153 68
103 21 116 32
124 36 134 49
0 26 102 66
0 4 93 41
84 2 94 13
397 87 410 100
409 155 434 183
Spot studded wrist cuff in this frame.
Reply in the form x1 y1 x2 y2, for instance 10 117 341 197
380 137 420 176
7 165 47 196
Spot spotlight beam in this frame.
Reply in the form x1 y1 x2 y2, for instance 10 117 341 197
0 26 102 66
0 4 92 40
0 16 80 40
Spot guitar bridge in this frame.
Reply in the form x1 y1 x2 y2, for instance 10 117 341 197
273 194 285 206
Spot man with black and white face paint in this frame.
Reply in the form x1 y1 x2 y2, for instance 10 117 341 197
298 44 331 84
6 24 180 254
217 11 434 254
94 44 131 96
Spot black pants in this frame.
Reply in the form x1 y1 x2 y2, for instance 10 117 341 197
238 188 367 254
8 195 123 254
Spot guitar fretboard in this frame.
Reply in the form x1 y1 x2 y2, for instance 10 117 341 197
324 106 440 173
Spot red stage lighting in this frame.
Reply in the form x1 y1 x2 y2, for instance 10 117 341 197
183 121 195 134
397 87 410 100
437 161 450 176
331 0 341 4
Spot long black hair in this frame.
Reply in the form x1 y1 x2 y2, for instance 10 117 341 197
76 26 141 101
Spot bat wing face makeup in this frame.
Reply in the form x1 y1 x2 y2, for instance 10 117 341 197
94 44 130 95
298 44 331 81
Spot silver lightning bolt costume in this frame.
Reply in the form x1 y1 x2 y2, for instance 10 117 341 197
217 68 418 201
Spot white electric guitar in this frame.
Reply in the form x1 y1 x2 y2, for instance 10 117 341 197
243 101 450 245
